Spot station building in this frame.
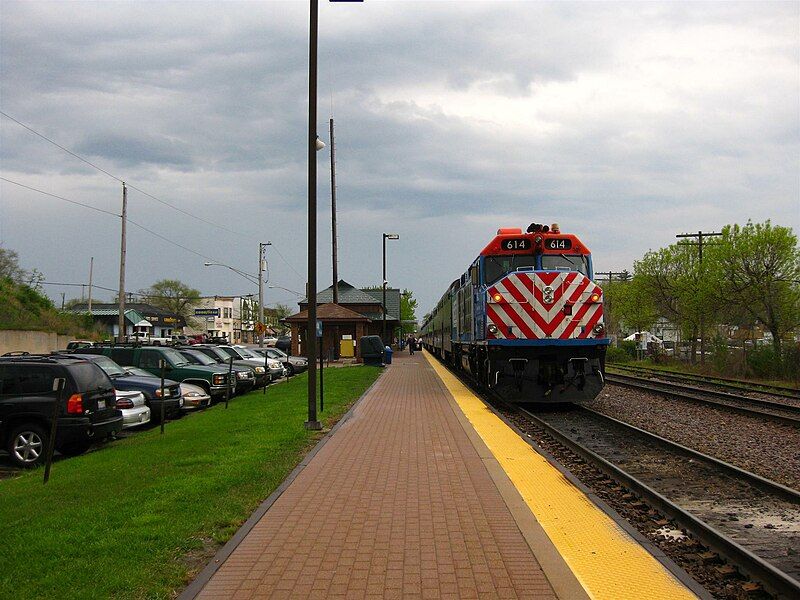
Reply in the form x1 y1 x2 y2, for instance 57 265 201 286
284 280 400 360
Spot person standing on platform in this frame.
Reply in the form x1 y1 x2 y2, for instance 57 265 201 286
407 335 415 355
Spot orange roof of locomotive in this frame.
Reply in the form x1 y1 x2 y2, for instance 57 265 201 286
479 227 591 256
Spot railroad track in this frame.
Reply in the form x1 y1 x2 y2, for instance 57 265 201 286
517 405 800 599
609 364 800 400
606 372 800 426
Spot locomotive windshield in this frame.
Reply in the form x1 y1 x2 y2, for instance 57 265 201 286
541 254 589 275
484 254 537 284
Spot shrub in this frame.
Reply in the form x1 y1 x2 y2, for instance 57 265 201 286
606 344 633 363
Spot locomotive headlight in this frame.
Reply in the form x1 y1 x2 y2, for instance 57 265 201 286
592 324 605 336
488 324 498 334
492 293 503 302
590 292 601 302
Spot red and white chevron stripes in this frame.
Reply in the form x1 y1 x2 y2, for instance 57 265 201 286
486 272 604 340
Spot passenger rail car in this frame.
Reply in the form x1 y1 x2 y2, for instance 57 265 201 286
421 223 610 403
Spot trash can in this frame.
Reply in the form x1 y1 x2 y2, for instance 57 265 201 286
360 335 385 366
384 346 393 365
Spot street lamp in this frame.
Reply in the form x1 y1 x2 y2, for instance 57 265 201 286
382 233 399 346
269 284 304 296
205 249 270 346
203 262 259 284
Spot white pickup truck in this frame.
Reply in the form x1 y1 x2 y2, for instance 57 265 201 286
126 332 173 346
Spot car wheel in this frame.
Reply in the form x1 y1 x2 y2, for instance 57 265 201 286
286 364 295 377
7 423 48 468
58 440 92 457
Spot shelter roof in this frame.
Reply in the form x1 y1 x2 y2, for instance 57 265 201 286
284 303 372 323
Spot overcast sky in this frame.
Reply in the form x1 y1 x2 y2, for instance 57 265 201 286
1 1 798 316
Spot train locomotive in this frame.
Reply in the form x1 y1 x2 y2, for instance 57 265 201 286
421 222 610 403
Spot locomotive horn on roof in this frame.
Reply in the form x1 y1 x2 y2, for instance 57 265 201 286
526 223 549 233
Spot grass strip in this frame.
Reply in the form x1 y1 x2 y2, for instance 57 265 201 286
0 365 382 599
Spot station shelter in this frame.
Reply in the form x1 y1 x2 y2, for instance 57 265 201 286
284 280 401 361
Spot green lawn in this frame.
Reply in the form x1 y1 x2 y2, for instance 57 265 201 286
0 365 382 599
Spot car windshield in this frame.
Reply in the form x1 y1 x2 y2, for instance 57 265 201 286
483 254 538 285
540 254 589 275
88 355 128 378
206 347 229 361
268 349 287 359
182 350 216 366
162 348 190 366
218 347 241 359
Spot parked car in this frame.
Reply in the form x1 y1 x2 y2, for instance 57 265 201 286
176 348 257 395
68 353 183 420
125 332 172 346
170 335 190 346
275 335 291 354
263 336 278 347
217 345 285 381
65 340 95 350
114 389 151 428
0 353 123 468
247 347 307 376
189 345 269 388
77 345 235 401
179 381 211 410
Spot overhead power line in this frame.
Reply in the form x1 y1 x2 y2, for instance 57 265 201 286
0 176 119 217
0 110 239 235
127 218 220 263
0 177 223 264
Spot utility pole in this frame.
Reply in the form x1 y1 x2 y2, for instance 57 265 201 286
118 183 127 343
676 230 722 365
258 242 271 347
306 0 321 430
330 117 338 305
87 256 94 314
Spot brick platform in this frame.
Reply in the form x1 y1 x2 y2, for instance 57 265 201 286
192 352 558 599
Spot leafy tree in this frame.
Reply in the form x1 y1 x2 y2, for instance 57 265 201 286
400 289 418 334
634 243 723 363
272 303 292 320
139 279 201 320
708 220 800 355
600 279 658 337
0 246 24 282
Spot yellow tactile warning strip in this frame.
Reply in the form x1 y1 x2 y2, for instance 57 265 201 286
425 352 698 600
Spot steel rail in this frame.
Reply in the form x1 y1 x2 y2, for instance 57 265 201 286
606 373 800 426
517 405 800 600
609 364 800 398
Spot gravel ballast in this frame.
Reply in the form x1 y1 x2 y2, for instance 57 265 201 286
586 385 800 490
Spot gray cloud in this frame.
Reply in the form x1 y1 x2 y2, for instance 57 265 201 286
1 1 797 315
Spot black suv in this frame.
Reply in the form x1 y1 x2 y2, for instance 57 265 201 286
0 354 123 468
69 353 183 420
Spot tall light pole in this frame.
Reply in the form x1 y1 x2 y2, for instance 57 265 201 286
382 233 399 346
258 242 271 347
306 0 324 430
329 117 338 305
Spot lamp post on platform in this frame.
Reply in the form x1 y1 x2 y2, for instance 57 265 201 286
305 0 325 431
382 233 399 346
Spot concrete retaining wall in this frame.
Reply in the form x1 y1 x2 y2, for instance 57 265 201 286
0 330 73 355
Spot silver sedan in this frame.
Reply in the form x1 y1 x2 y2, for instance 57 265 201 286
115 389 151 429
